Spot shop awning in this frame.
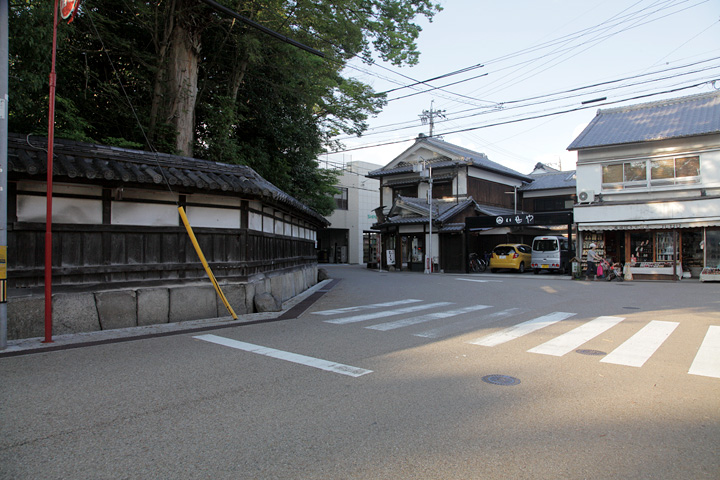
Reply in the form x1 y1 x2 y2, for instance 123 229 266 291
578 217 720 231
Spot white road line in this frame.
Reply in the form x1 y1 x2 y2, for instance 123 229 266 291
193 334 373 377
468 311 576 347
416 307 525 339
324 302 454 325
367 305 492 331
528 315 625 357
311 299 423 316
600 320 679 367
456 278 503 283
688 325 720 379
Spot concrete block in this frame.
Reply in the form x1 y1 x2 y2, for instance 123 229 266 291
245 281 256 313
53 293 101 335
95 291 137 330
294 270 304 295
169 285 218 322
137 288 169 326
7 296 45 340
270 275 284 302
254 292 281 312
218 283 248 317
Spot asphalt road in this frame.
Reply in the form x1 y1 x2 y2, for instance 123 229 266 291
1 265 718 479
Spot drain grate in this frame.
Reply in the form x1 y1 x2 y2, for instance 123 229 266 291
576 349 607 356
482 374 521 386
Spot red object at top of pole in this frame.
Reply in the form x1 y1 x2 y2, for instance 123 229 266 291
43 0 60 343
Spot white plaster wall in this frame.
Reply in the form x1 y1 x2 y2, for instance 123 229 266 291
17 195 102 224
112 202 178 226
249 211 263 231
186 206 241 228
467 168 524 187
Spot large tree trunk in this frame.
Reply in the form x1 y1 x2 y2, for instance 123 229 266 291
167 17 200 156
150 0 201 157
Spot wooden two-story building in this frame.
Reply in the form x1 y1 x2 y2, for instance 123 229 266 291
367 135 575 273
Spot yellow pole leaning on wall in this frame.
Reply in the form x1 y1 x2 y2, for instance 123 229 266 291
178 206 237 320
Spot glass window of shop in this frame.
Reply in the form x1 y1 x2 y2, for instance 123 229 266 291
630 232 654 262
681 230 704 272
707 230 720 269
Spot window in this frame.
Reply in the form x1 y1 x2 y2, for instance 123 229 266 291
532 239 558 252
602 156 700 189
432 182 453 198
533 197 567 212
392 185 417 201
651 156 700 185
334 187 348 210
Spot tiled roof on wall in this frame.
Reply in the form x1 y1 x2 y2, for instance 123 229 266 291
8 133 328 224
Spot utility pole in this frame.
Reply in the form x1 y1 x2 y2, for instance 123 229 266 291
419 100 445 137
0 0 8 349
416 157 433 274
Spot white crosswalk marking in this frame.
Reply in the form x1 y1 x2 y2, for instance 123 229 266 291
528 316 625 357
688 325 720 378
600 320 679 367
415 307 526 339
367 305 492 331
311 299 423 316
324 302 454 325
193 334 373 377
456 278 503 283
468 311 576 347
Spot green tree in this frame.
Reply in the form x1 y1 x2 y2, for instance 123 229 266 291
9 0 441 215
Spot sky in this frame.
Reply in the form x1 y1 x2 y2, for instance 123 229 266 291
324 0 720 175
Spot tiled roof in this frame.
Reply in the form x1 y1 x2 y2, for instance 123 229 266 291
8 133 328 224
568 91 720 150
440 223 465 233
520 170 576 191
367 136 532 181
475 204 525 216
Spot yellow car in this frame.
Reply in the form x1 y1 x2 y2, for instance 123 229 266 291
489 244 532 273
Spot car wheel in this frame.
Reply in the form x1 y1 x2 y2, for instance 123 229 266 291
518 262 525 273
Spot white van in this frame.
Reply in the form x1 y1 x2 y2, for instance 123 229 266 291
531 236 573 274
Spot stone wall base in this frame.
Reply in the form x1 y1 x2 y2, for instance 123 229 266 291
6 265 318 340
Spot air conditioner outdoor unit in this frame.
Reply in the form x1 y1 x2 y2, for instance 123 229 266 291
578 189 595 203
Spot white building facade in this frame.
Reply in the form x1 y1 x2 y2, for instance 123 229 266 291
569 92 720 281
319 161 382 265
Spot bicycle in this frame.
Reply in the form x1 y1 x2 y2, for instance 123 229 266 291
469 252 488 273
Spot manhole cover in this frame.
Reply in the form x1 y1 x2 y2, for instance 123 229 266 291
622 306 641 310
482 374 521 386
576 349 607 356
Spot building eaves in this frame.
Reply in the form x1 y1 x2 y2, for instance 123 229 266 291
568 91 720 150
367 136 532 182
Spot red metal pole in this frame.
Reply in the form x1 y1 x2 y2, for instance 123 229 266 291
43 0 59 343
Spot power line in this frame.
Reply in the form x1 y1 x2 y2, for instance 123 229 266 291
332 56 720 141
329 80 714 154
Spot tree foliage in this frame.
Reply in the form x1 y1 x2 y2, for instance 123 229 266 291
9 0 441 215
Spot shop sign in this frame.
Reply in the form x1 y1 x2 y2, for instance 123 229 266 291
495 214 535 226
386 249 395 266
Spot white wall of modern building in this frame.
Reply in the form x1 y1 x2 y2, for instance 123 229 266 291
323 160 381 264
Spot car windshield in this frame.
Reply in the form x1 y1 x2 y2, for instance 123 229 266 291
494 246 515 255
533 239 558 252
